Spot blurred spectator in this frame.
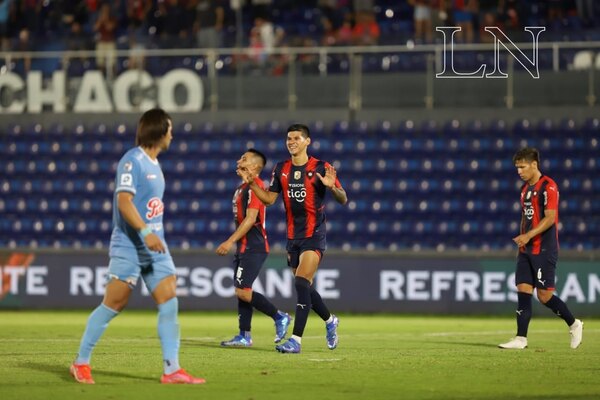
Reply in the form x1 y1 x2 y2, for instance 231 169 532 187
157 0 190 48
336 12 353 45
248 25 265 65
353 0 373 12
127 0 151 30
2 0 600 55
65 20 91 58
444 0 477 43
14 28 31 72
94 3 117 75
247 15 284 73
319 0 350 28
0 0 14 51
352 10 379 45
409 0 433 44
61 0 89 35
254 16 283 55
126 0 151 69
19 0 42 37
194 0 225 49
251 0 272 20
320 16 338 46
298 36 319 74
501 0 521 34
478 0 503 43
319 0 338 26
547 0 565 26
576 0 595 27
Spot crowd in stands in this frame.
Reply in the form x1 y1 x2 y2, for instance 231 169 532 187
1 1 599 74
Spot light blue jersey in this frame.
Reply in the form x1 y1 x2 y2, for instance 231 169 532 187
109 147 170 265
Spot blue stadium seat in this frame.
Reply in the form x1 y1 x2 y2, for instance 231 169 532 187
2 116 599 251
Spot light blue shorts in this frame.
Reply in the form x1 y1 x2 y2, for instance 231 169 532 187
108 256 176 293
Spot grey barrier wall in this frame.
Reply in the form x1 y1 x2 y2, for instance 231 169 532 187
1 251 598 316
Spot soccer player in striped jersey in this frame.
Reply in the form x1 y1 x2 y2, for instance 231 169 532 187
499 147 583 350
239 124 348 354
70 109 205 384
216 149 292 347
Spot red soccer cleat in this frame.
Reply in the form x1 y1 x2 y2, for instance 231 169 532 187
70 363 95 384
160 368 206 384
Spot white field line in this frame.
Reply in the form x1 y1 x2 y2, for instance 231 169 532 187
425 328 600 337
0 329 597 343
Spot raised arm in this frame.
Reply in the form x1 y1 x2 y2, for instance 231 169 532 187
248 177 279 206
238 168 279 206
317 164 348 205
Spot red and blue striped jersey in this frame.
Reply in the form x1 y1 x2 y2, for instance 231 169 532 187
519 175 559 254
269 156 342 239
232 180 269 254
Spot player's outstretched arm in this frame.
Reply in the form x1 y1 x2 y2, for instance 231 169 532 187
117 192 165 253
238 168 279 206
317 164 348 205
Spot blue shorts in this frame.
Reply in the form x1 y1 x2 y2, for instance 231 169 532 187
286 234 326 269
108 256 176 293
232 252 268 289
515 251 558 290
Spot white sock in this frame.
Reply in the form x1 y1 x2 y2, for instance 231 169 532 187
325 315 334 324
291 335 302 344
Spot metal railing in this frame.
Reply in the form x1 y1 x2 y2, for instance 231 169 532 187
1 41 600 113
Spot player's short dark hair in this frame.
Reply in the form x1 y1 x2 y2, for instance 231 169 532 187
513 147 540 165
287 123 310 138
135 108 172 147
247 148 267 167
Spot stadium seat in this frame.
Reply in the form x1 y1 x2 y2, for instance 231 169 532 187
2 116 599 251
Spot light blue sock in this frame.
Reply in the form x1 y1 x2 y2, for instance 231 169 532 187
75 303 118 364
158 297 181 375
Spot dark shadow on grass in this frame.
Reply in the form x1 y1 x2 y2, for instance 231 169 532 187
18 361 155 383
18 361 74 383
430 340 500 348
181 339 274 352
93 369 155 382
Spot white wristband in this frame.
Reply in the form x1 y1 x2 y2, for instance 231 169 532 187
140 226 152 238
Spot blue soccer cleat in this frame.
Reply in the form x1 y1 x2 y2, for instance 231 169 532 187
274 312 293 343
325 314 339 350
220 335 252 347
275 337 301 353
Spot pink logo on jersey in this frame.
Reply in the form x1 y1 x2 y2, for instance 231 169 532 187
146 197 164 219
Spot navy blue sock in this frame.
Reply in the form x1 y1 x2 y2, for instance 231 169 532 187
250 291 278 318
543 295 576 326
292 277 312 337
516 292 532 337
238 298 253 332
310 285 331 321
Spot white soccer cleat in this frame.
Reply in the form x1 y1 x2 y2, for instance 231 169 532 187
569 319 584 349
498 336 528 349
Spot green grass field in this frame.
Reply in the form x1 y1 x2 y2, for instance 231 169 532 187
0 311 598 400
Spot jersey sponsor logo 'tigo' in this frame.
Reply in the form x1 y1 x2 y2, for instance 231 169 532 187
287 183 307 203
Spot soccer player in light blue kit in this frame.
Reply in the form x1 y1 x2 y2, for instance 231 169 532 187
70 109 205 384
